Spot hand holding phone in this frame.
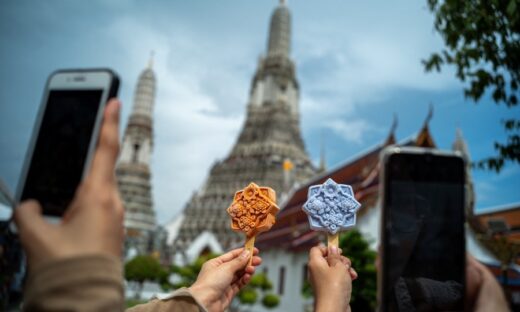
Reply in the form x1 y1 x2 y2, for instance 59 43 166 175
17 69 119 218
14 99 124 269
466 254 509 311
378 147 466 311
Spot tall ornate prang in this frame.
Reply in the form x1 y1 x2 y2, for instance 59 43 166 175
172 1 316 262
117 56 157 255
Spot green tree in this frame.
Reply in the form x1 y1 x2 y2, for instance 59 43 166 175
237 272 279 309
423 0 520 172
169 252 220 289
125 255 163 299
340 230 377 311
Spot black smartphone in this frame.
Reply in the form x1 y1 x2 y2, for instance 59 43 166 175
379 146 466 311
16 69 120 219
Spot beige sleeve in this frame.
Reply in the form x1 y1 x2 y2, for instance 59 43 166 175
23 254 124 312
127 288 208 312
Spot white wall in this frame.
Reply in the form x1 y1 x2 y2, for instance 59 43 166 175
252 249 311 312
356 203 381 250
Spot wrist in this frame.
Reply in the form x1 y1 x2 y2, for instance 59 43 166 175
314 291 347 312
188 284 217 311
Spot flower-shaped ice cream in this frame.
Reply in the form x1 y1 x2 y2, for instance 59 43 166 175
302 178 361 234
227 183 279 237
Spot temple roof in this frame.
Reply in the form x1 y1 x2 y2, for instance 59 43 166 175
256 119 439 252
256 144 382 251
467 202 520 265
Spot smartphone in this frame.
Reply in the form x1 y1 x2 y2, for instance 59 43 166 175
379 146 466 311
16 69 119 218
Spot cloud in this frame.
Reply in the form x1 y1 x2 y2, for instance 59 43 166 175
492 165 520 181
104 15 250 222
103 1 464 223
324 119 376 144
291 1 460 151
0 0 477 225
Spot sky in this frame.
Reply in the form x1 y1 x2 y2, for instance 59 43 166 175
0 0 519 224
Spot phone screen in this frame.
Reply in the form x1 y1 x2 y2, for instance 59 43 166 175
20 89 103 216
382 153 465 311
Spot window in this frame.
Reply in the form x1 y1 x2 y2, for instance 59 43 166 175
278 266 285 295
132 143 140 163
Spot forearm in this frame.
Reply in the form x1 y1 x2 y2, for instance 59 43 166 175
127 288 207 312
23 254 124 311
315 293 349 312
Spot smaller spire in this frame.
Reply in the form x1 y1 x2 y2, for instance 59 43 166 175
390 113 398 134
415 104 436 147
452 128 470 159
319 131 327 172
385 113 398 145
280 0 287 5
456 127 464 141
422 102 434 129
267 0 291 57
148 50 155 69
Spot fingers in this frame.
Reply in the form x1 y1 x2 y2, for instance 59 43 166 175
14 200 54 254
230 272 252 295
225 249 250 272
309 246 329 267
326 246 343 267
113 189 124 221
350 267 358 280
244 255 262 274
218 247 259 264
246 261 261 273
339 256 357 280
465 253 509 310
15 200 50 234
340 255 352 267
89 99 121 185
466 254 481 308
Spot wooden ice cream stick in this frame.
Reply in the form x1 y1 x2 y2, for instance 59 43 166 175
245 235 256 266
327 233 339 248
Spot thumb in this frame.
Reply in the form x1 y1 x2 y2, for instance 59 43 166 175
14 200 53 245
225 249 250 272
327 246 342 267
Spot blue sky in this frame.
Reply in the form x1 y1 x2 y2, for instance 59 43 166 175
1 0 518 223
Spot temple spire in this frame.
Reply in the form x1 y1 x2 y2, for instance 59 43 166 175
422 103 434 129
148 51 155 69
132 56 156 118
416 104 436 148
172 1 315 259
267 0 291 57
117 60 158 256
385 113 398 145
452 128 470 160
319 131 327 172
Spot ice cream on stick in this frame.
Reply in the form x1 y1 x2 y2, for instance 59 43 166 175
302 178 361 247
227 182 279 264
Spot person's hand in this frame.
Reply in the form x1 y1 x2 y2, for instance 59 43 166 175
466 254 509 311
14 99 124 270
308 245 354 312
189 247 262 312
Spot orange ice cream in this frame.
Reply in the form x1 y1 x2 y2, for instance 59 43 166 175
227 182 279 238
